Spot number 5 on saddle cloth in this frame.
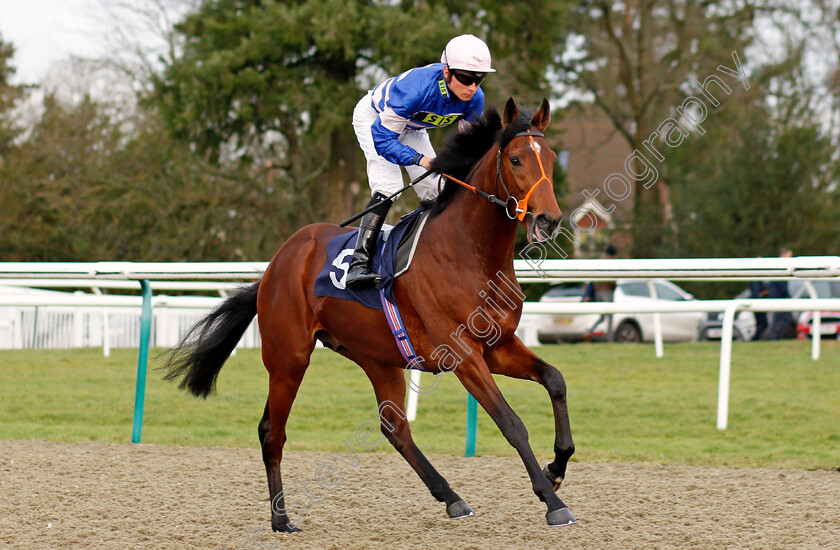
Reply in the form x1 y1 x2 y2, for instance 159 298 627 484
314 207 432 369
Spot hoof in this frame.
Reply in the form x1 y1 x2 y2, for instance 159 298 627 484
542 464 563 491
546 507 576 526
272 521 303 533
446 499 475 519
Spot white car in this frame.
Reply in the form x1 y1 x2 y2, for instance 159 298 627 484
699 289 757 341
537 280 706 343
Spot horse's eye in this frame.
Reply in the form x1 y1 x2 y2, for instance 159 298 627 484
510 156 521 167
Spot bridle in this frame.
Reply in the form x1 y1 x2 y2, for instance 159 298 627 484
441 130 553 221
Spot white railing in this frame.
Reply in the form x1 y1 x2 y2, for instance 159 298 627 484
0 278 242 293
0 261 266 280
2 256 838 280
519 297 840 430
0 291 259 355
513 255 840 281
2 258 839 433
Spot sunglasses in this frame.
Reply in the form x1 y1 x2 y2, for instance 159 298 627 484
450 70 487 87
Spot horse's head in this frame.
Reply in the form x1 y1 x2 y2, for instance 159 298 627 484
498 97 563 243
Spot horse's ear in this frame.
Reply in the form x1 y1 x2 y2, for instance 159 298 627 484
502 97 518 127
531 97 551 132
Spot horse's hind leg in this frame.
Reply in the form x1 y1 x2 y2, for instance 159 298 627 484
260 350 310 533
485 338 574 491
360 362 474 519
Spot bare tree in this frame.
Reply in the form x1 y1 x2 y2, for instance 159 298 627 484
556 0 757 256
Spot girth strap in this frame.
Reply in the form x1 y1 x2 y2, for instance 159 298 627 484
380 289 425 371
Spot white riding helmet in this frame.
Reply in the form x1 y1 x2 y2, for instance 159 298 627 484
441 34 496 73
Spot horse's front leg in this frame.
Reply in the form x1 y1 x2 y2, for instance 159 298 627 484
485 338 574 491
454 356 576 526
359 360 474 519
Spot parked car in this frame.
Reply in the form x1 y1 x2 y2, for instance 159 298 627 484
537 280 705 343
535 283 588 344
698 289 756 341
796 310 840 339
791 280 840 340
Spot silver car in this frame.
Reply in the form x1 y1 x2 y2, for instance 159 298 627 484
537 280 706 343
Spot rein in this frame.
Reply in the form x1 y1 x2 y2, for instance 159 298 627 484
441 130 552 221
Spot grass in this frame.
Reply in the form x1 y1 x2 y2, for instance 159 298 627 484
1 341 838 469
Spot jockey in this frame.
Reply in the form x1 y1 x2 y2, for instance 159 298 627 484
346 34 495 289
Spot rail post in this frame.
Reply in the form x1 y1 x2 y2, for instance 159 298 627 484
646 280 664 357
465 394 478 457
406 370 421 421
717 301 740 430
131 280 153 443
803 280 821 360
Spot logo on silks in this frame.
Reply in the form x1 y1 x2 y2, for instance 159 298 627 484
329 249 354 290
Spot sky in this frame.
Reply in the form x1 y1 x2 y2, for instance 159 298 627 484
0 0 102 84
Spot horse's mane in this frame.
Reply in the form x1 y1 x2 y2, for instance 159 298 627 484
424 106 534 216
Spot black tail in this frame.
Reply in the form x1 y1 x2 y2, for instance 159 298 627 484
161 281 260 398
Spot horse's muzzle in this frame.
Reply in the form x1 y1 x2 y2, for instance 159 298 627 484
532 213 562 242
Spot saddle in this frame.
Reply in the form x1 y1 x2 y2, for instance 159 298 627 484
314 206 432 310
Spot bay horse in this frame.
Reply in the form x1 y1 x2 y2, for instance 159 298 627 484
163 97 576 530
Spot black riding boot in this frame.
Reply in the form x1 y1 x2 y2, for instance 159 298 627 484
345 193 392 289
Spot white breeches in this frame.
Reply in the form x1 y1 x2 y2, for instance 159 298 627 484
352 93 442 202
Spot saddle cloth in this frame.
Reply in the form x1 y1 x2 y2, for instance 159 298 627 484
313 206 432 309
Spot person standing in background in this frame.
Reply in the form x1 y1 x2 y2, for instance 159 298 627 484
767 247 795 340
582 244 618 341
748 278 769 340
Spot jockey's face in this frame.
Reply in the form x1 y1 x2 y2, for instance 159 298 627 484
444 67 483 102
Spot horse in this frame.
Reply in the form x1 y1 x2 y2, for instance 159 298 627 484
163 97 576 531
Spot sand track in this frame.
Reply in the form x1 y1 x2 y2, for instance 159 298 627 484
1 440 838 549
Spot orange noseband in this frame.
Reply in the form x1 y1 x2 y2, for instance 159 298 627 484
441 130 553 222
